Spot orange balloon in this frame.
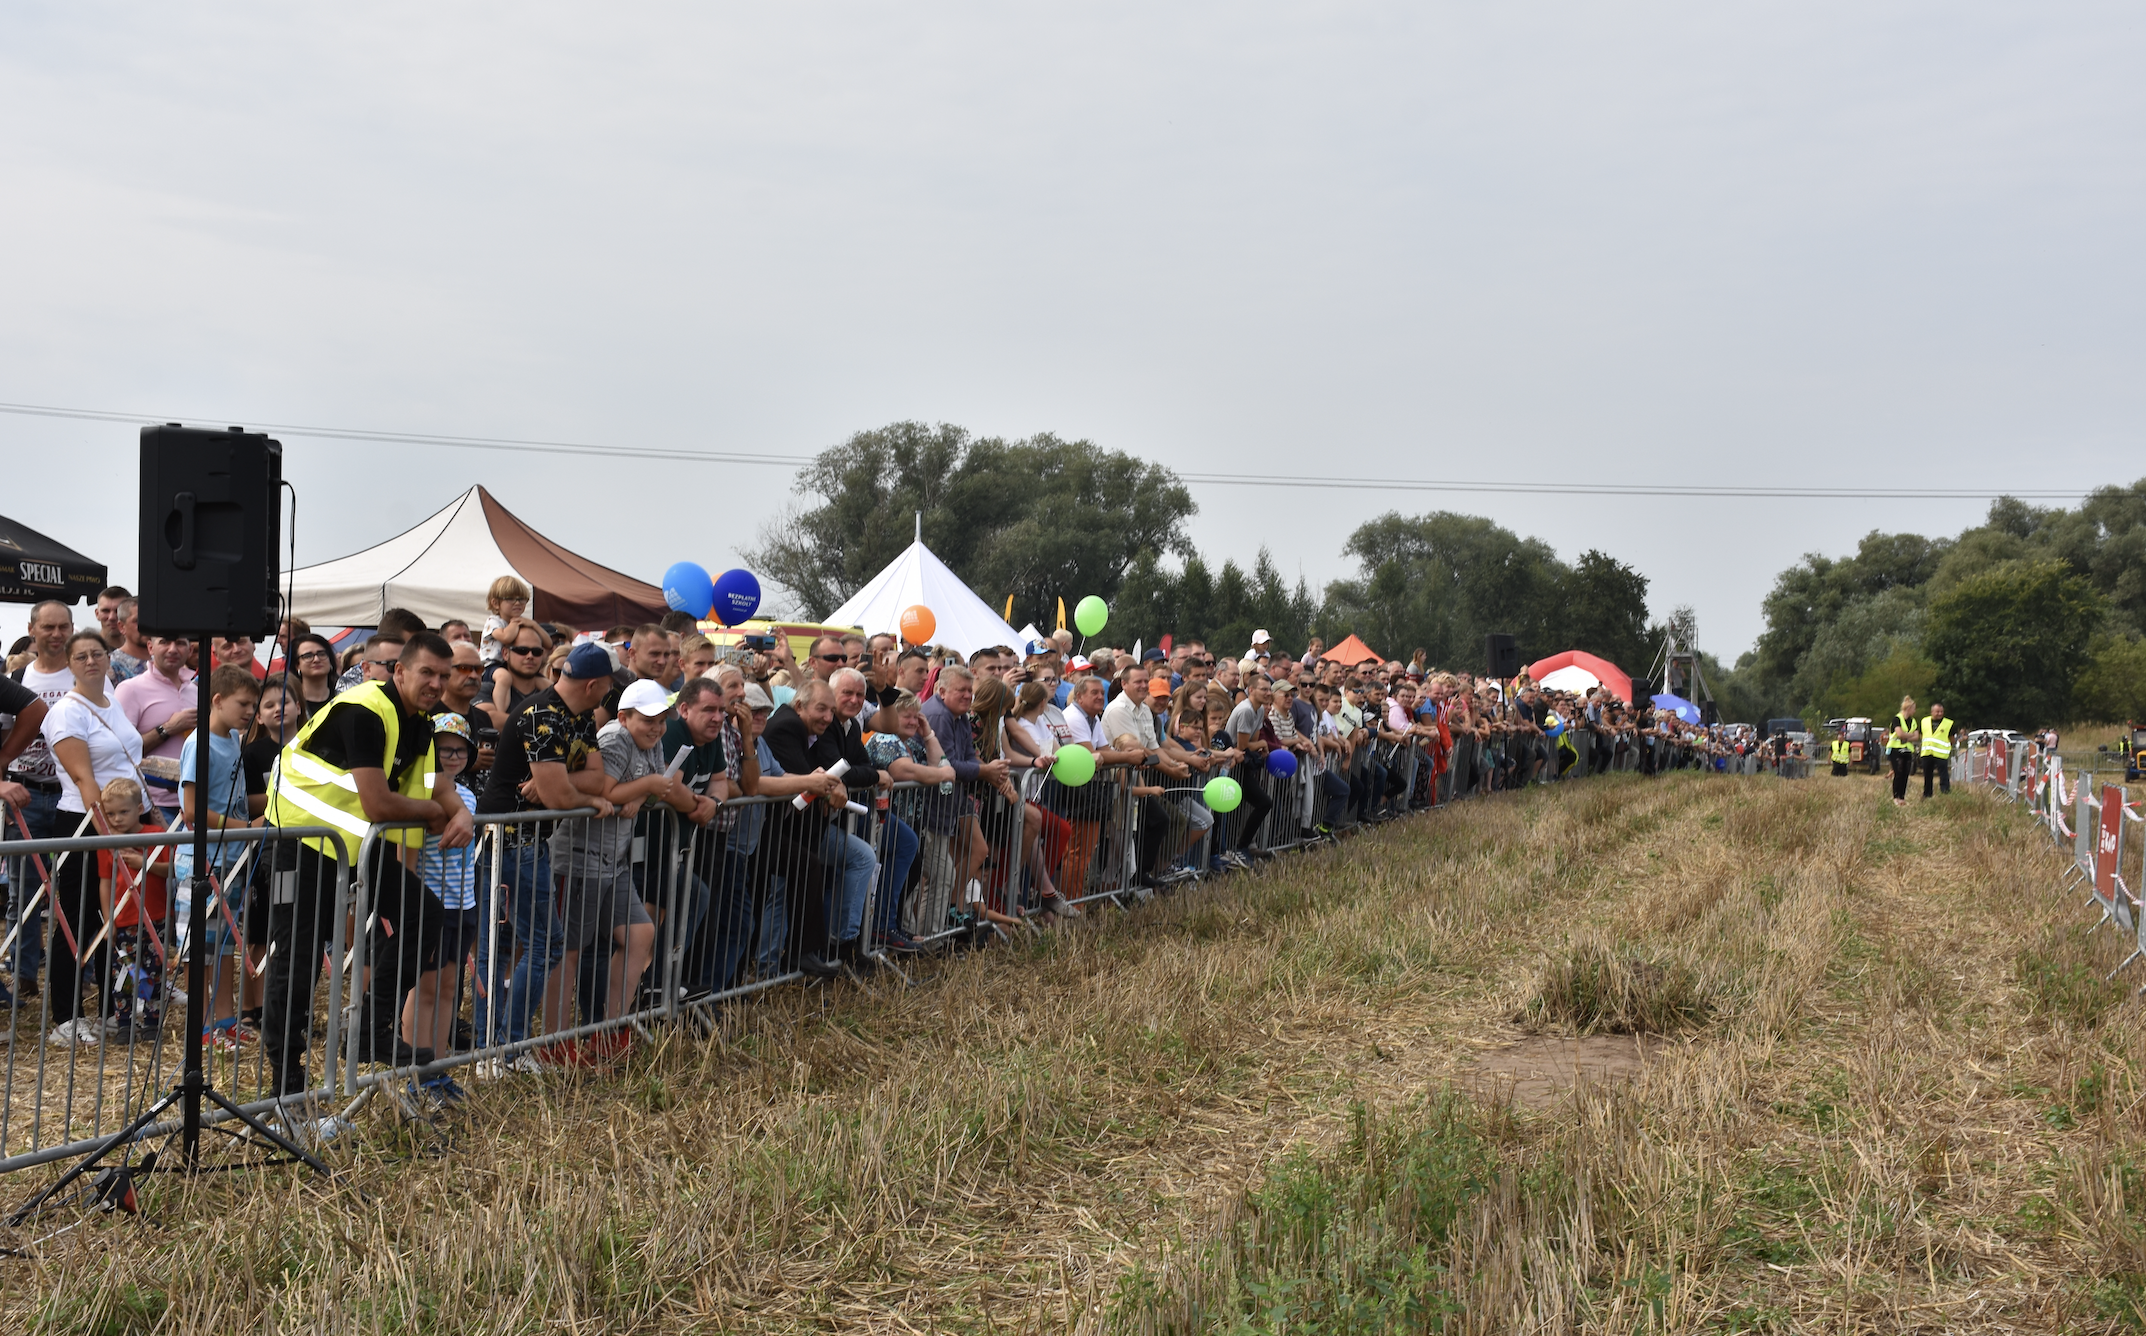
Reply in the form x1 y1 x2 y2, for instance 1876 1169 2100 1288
899 604 936 646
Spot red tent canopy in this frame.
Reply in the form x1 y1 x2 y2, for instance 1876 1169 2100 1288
1525 649 1634 704
1321 634 1383 666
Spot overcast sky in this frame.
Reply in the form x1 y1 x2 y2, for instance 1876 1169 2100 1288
3 2 2139 657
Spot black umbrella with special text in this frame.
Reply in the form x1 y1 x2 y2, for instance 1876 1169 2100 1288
0 512 107 604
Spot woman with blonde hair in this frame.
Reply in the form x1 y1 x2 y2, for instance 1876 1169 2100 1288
1886 694 1920 806
1004 681 1078 917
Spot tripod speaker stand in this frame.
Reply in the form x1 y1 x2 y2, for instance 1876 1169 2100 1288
9 425 326 1225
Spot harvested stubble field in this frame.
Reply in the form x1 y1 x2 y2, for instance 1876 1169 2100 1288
3 772 2137 1333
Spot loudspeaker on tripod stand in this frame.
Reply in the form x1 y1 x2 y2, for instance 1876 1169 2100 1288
137 424 282 638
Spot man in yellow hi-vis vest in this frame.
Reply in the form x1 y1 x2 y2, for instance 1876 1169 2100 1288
1919 701 1955 800
262 632 471 1099
1830 733 1852 776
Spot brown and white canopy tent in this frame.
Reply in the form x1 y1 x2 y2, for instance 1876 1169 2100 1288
288 485 667 630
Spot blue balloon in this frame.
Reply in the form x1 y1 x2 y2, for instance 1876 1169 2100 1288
712 568 762 626
663 562 713 618
1266 749 1298 778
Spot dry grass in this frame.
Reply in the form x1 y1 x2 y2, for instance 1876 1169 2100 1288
0 773 2129 1332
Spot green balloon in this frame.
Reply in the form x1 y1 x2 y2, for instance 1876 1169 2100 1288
1074 595 1108 637
1203 775 1242 813
1052 744 1097 788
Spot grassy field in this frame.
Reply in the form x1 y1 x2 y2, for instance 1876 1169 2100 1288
2 771 2135 1333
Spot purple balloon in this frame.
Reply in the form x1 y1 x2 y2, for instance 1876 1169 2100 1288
711 568 762 626
1266 748 1298 778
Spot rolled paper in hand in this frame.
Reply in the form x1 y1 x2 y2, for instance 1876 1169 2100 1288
796 757 852 809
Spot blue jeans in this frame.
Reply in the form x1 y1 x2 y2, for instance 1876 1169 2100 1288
754 869 789 976
694 842 759 994
473 837 559 1047
823 822 876 944
872 816 919 942
3 786 61 983
1319 771 1350 827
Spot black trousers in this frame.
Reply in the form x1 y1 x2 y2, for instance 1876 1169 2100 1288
45 842 105 1027
1135 795 1172 875
771 832 832 965
261 840 428 1095
1233 771 1275 849
1922 755 1951 798
1890 751 1914 800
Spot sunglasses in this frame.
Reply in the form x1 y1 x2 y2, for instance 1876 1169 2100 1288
507 644 546 657
815 654 846 664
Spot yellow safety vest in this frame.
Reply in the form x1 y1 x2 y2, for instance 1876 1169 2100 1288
265 682 436 856
1919 716 1955 759
1831 739 1851 764
1888 713 1917 751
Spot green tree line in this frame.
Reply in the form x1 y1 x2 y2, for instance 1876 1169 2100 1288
750 420 1654 675
1719 483 2146 729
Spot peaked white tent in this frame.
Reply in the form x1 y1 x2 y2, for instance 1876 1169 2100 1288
825 537 1023 656
288 485 667 630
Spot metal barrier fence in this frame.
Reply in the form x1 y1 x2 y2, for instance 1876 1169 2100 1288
0 717 1806 1185
1977 737 2146 981
0 824 353 1174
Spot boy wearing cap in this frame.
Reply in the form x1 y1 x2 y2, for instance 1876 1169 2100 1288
542 679 697 1047
401 713 482 1110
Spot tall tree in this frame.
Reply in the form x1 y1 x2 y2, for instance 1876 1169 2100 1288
746 422 1196 620
1924 559 2104 728
1557 550 1653 674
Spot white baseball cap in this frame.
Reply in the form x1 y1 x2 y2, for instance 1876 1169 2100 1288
617 679 672 717
1251 629 1272 645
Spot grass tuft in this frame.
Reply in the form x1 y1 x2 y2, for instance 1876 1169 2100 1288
1522 939 1714 1035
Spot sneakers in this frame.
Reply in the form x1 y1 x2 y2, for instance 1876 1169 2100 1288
473 1052 544 1080
46 1018 101 1048
1042 894 1083 919
268 1094 352 1149
105 1017 162 1045
399 1075 471 1118
205 1017 259 1053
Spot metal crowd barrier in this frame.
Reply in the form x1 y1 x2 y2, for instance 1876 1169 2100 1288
0 704 1815 1184
0 824 352 1174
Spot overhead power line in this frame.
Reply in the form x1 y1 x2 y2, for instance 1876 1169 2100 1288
0 398 2102 502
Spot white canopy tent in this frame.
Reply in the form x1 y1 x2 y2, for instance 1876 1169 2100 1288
287 485 667 630
825 538 1023 657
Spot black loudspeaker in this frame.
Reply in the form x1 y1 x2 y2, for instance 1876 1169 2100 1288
1631 678 1654 706
1485 633 1519 679
138 424 283 638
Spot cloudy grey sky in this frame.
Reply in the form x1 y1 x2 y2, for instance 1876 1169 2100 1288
3 2 2139 656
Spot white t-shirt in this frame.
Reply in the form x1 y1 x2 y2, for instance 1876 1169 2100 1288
42 691 146 814
7 663 76 782
1063 702 1108 751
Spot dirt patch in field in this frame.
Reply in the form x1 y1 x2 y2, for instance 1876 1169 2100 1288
1463 1033 1670 1110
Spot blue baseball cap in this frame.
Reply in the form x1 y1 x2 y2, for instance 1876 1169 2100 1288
563 642 615 680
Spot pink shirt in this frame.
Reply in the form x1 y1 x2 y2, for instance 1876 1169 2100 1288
114 666 196 765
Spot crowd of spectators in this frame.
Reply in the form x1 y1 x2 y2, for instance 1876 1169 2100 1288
1 582 1752 1113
